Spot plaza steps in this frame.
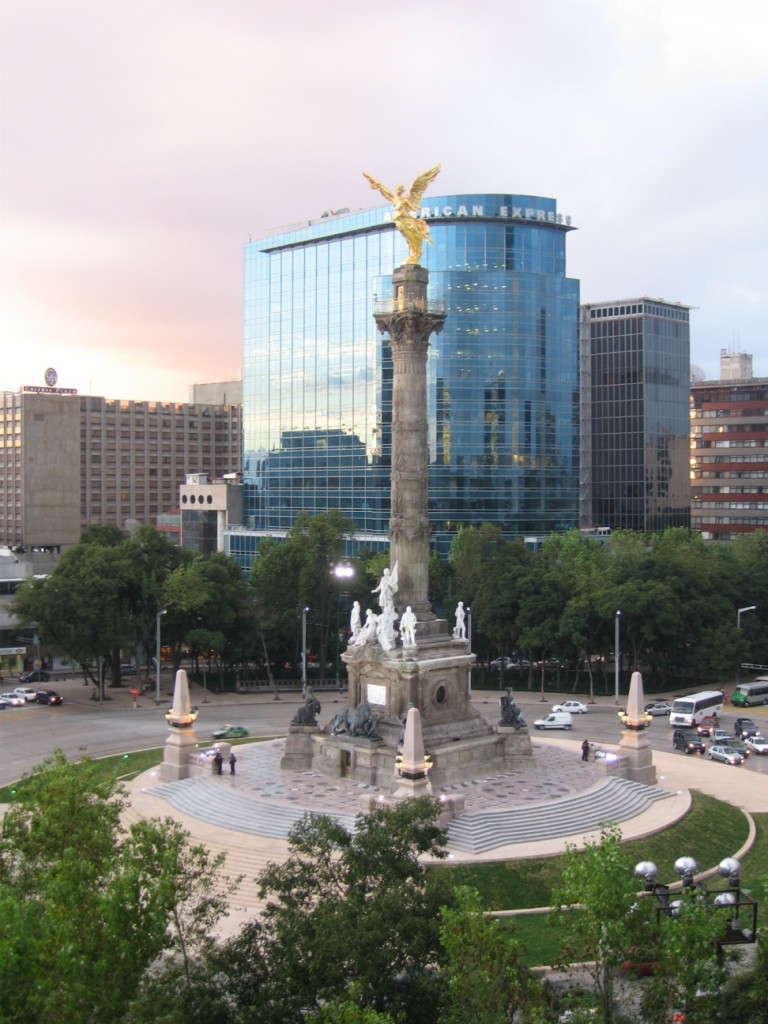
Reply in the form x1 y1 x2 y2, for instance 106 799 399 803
444 776 674 854
120 785 294 913
125 773 672 865
136 775 359 840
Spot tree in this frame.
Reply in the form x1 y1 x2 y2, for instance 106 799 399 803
471 539 534 667
254 797 454 1023
437 886 539 1024
11 526 188 693
251 511 358 677
640 885 733 1024
12 541 135 695
551 825 645 1024
0 751 237 1024
306 992 396 1024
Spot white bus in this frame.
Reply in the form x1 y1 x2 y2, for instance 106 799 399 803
669 690 725 728
731 679 768 708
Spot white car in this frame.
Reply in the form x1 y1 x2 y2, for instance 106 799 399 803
0 692 26 707
552 700 588 715
745 735 768 755
13 686 38 702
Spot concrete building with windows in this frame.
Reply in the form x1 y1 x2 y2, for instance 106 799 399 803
230 193 581 564
0 389 242 552
690 352 768 540
579 297 691 533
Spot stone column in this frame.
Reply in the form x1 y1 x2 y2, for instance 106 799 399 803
374 265 445 617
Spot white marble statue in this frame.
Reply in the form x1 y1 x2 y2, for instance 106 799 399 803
399 605 417 647
372 562 398 614
352 608 378 646
453 601 466 641
350 600 362 641
378 605 399 651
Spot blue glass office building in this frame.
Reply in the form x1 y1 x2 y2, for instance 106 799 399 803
233 194 580 561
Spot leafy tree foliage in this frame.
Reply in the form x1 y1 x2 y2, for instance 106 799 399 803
0 752 237 1024
251 510 365 675
438 886 541 1024
253 798 455 1023
639 885 731 1024
551 825 646 1024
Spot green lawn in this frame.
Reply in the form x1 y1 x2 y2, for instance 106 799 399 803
441 793 764 967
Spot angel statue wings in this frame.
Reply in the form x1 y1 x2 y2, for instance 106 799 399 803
363 165 441 265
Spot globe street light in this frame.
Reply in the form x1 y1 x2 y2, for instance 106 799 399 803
155 609 167 704
634 855 757 944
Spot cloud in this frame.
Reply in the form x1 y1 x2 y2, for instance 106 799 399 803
1 0 766 399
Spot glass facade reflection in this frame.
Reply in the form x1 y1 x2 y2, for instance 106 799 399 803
234 194 580 561
580 298 691 533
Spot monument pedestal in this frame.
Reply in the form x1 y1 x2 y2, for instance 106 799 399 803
610 728 657 785
281 724 320 772
161 726 199 782
310 628 532 789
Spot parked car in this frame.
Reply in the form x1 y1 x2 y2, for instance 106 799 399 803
552 700 589 714
673 729 706 755
733 717 758 740
36 689 63 705
490 657 514 670
533 712 573 730
13 686 38 702
0 692 26 707
19 669 50 684
745 735 768 755
211 724 249 740
644 702 672 717
708 744 743 765
696 715 719 737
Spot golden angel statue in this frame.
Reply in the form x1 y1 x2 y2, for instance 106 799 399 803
363 165 441 265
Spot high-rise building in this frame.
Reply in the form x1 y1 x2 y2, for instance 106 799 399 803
232 193 580 562
579 297 691 533
690 355 768 540
0 390 242 551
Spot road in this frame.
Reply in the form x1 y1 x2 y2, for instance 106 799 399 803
1 677 766 787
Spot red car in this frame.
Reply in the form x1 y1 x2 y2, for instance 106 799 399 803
697 715 719 737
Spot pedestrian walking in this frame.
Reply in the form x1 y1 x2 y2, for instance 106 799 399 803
229 752 237 776
581 738 590 762
213 750 224 776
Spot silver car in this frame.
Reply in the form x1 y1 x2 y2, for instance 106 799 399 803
708 744 743 765
644 702 672 716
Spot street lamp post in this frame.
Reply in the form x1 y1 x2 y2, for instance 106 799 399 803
467 606 472 696
301 606 309 696
634 855 757 946
614 610 622 706
155 609 166 704
331 564 355 689
736 605 757 687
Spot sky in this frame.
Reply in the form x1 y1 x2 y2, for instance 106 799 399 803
1 0 766 402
